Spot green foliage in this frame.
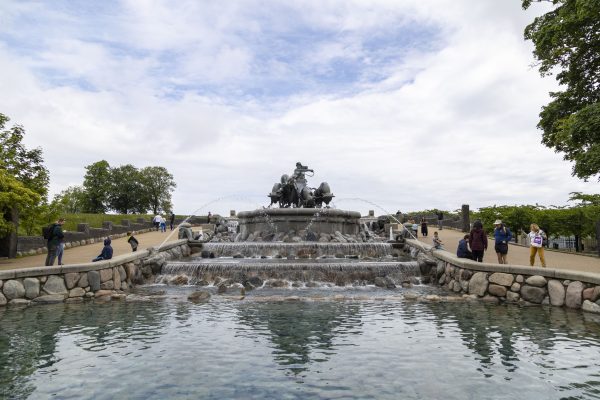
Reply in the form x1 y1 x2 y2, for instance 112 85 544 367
53 185 86 214
82 160 111 213
0 113 50 198
0 169 40 236
139 166 177 214
108 164 145 214
523 0 600 181
18 202 60 236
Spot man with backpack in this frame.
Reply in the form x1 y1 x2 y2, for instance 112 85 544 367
44 218 65 266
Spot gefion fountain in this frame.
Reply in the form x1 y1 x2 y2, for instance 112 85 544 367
162 162 418 289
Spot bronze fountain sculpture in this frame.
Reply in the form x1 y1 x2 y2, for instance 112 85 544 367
268 162 334 208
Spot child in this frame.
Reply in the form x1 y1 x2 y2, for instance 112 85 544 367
127 231 139 252
432 231 444 250
92 238 113 262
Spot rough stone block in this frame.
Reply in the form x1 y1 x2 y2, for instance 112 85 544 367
113 269 121 290
69 287 86 298
583 288 595 301
118 266 127 281
3 280 25 300
582 300 600 314
33 294 65 304
566 281 584 309
78 273 89 288
525 275 547 287
520 285 546 304
100 280 114 290
0 293 7 306
43 276 68 295
88 271 101 291
23 278 40 299
511 283 521 292
468 272 488 297
64 273 80 290
100 269 112 283
516 275 524 283
488 284 507 297
548 279 565 307
506 291 520 302
94 290 112 297
489 273 514 287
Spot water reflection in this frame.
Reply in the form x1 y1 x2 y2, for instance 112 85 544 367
0 301 170 400
236 301 363 376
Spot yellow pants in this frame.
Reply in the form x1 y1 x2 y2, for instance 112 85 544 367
530 246 546 267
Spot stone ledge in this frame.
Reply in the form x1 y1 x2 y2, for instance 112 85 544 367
405 239 600 285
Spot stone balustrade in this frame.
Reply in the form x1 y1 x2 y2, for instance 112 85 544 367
0 239 190 307
404 239 600 314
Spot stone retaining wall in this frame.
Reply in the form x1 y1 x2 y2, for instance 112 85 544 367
0 239 190 307
404 239 600 314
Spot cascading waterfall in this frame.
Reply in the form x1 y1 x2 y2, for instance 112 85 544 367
199 242 397 258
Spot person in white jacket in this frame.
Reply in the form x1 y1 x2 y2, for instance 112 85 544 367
528 223 547 267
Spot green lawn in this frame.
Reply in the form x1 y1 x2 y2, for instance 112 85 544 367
60 213 154 231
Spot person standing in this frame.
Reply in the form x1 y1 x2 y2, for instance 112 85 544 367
493 220 512 264
207 212 212 224
420 217 428 237
469 220 487 262
169 212 176 231
45 218 65 266
152 214 161 231
437 211 444 230
528 223 547 267
160 216 167 232
127 231 139 252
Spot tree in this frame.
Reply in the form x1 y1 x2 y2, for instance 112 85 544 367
108 164 145 214
0 113 49 198
82 160 111 213
53 185 86 214
0 170 40 236
139 166 177 214
523 0 600 181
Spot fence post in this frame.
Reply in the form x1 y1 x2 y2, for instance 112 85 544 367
461 204 470 233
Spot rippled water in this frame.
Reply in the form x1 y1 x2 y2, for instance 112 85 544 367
2 287 600 400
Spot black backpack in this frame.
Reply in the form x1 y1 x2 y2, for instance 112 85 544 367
42 224 54 240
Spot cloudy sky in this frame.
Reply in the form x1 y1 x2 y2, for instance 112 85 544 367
0 0 597 216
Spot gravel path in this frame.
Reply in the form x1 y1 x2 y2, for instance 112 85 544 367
0 229 182 271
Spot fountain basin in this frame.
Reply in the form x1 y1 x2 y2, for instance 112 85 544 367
237 208 361 237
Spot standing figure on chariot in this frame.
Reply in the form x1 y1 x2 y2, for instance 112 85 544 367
290 162 313 197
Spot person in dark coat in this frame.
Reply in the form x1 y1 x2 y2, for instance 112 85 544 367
170 213 176 231
469 220 487 262
456 234 472 259
45 218 65 266
92 238 113 262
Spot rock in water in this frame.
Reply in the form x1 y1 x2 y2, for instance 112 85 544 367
188 291 211 303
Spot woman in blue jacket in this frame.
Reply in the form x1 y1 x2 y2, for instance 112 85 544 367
493 220 512 264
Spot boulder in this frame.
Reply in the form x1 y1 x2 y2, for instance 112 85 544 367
117 266 127 282
88 271 101 291
23 278 40 299
516 275 524 283
33 294 65 304
374 277 387 288
69 287 86 298
506 291 520 302
468 272 488 297
43 276 67 296
100 280 114 290
9 299 31 306
489 273 514 287
188 291 211 303
582 300 600 314
248 276 263 287
170 275 189 285
64 273 80 289
510 283 521 292
100 269 112 283
525 275 547 287
78 273 89 288
94 290 113 297
113 269 121 290
565 281 584 309
547 279 565 307
3 280 25 300
0 293 6 306
583 288 595 301
520 285 546 304
488 284 507 297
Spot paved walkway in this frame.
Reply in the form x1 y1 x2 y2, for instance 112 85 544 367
414 228 600 274
0 229 182 271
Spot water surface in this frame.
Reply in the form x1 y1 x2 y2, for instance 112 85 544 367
1 288 600 399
